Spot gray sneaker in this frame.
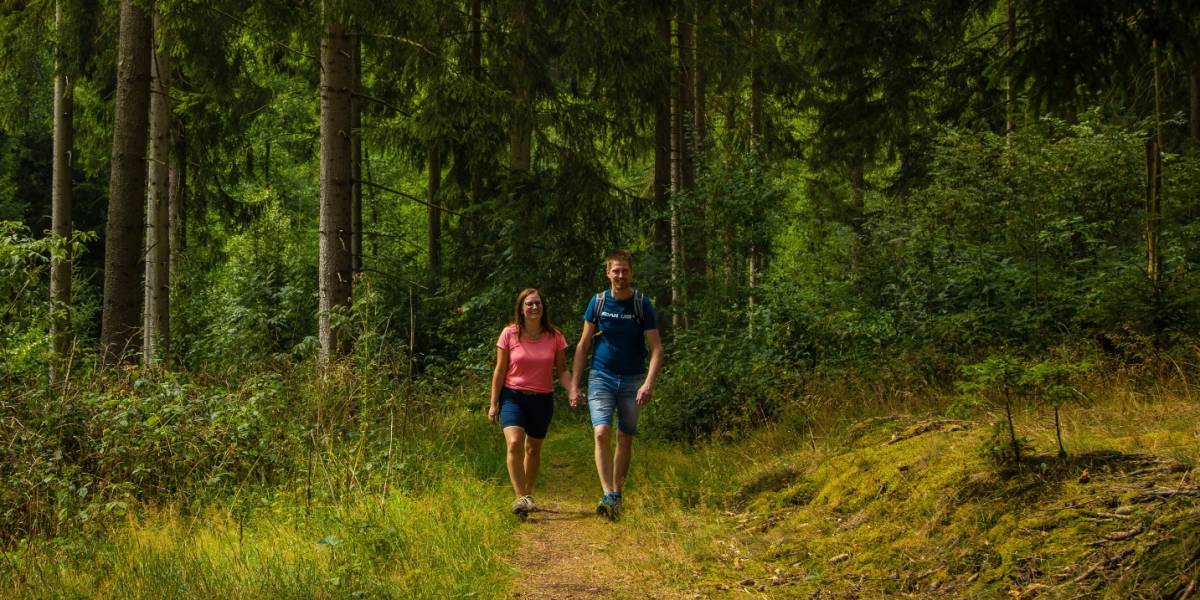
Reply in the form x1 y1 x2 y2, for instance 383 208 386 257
511 495 533 517
524 495 540 513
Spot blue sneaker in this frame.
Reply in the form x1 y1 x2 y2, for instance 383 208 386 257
596 492 621 521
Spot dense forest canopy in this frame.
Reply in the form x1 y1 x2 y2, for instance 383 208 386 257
2 0 1196 377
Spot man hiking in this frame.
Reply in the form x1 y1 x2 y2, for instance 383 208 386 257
569 250 664 520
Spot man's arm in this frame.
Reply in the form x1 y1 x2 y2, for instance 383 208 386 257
636 329 663 405
570 321 595 407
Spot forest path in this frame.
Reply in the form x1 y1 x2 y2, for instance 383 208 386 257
507 423 691 599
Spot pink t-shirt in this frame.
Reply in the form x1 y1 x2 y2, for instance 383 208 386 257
496 325 567 393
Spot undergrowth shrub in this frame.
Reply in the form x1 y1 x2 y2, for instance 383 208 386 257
645 323 787 442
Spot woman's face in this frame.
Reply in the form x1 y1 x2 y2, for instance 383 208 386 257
521 292 543 324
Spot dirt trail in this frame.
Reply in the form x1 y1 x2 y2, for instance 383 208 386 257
509 452 691 599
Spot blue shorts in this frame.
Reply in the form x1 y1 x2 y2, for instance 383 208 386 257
499 387 554 439
587 368 646 435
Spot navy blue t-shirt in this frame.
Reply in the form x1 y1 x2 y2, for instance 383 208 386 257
582 290 657 375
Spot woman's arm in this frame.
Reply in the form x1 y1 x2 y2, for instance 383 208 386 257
489 346 509 424
555 347 571 392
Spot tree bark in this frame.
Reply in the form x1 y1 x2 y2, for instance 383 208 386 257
428 144 442 276
848 155 866 271
676 9 695 193
350 34 363 274
1146 38 1164 283
50 0 74 383
319 17 355 360
509 0 533 172
100 0 152 367
669 40 684 331
685 3 707 295
144 14 170 367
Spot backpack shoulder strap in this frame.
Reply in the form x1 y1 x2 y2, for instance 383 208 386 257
589 291 605 327
632 289 644 326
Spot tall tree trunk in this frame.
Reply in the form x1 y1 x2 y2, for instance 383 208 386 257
144 14 170 367
169 132 185 279
350 35 363 274
686 3 707 295
1146 38 1164 284
49 0 74 384
669 47 684 332
509 0 533 172
100 0 152 367
693 5 707 148
319 16 354 361
427 144 442 276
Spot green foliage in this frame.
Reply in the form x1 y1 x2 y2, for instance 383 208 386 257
644 320 788 443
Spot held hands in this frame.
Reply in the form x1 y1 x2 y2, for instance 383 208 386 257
487 404 499 424
568 386 583 409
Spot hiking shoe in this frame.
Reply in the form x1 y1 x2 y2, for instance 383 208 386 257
511 495 533 517
523 495 540 513
596 492 621 521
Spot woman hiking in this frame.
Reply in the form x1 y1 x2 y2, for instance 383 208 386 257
489 288 571 517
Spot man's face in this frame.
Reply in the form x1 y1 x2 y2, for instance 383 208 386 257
606 260 632 291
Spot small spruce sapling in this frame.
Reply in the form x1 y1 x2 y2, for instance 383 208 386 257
1021 359 1090 458
955 354 1027 464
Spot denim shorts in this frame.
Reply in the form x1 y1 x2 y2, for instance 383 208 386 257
587 368 646 435
499 387 554 439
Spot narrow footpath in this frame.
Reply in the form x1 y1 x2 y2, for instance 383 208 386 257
507 425 693 600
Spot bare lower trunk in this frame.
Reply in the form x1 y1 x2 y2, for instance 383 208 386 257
144 14 170 366
319 17 355 361
849 156 866 271
100 0 152 367
652 6 671 260
670 58 684 331
50 0 74 383
1146 39 1164 284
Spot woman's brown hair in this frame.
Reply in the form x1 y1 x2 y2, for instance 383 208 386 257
512 288 560 336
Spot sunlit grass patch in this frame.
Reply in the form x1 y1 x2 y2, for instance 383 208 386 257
2 474 515 599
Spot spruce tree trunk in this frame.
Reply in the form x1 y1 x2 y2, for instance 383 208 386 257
319 17 355 361
427 144 442 276
1146 38 1164 284
144 14 171 367
669 43 685 332
100 0 152 367
350 35 363 274
50 0 74 383
685 4 707 296
652 4 671 262
849 155 866 272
